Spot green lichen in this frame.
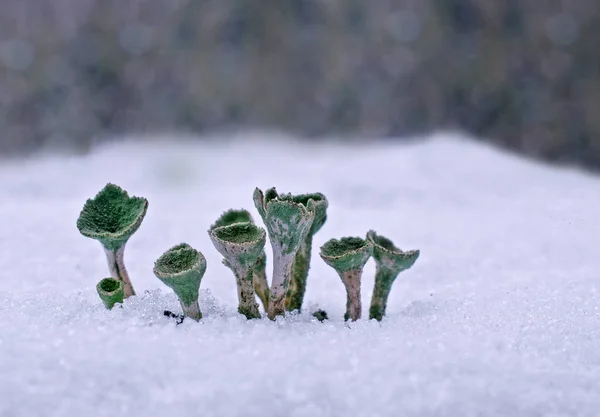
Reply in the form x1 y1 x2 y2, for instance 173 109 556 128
254 187 317 319
209 222 266 319
209 223 266 267
265 199 315 255
291 193 328 235
252 252 269 311
367 230 420 272
99 278 120 292
285 192 328 312
210 209 253 230
320 237 372 273
212 222 264 244
236 269 261 319
366 230 420 321
153 243 206 307
96 277 125 309
369 269 395 321
77 183 148 250
285 237 312 312
210 206 268 311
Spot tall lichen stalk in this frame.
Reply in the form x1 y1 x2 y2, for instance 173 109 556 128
104 245 135 297
369 268 396 321
286 238 312 311
285 192 328 313
253 188 316 320
236 268 261 319
252 253 269 311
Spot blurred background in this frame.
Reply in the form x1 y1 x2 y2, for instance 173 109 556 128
0 0 598 169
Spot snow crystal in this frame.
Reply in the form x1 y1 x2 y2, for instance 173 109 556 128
0 132 599 417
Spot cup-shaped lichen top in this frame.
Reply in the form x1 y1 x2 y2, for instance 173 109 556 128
253 187 316 256
96 277 125 309
77 183 148 250
209 222 266 267
320 237 373 273
366 230 420 273
210 209 254 230
289 193 328 235
153 243 206 307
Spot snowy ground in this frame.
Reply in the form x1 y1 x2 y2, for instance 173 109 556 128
0 132 599 417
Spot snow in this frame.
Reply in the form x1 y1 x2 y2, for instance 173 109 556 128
0 132 599 417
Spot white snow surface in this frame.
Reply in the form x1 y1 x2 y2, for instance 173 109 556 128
0 133 599 417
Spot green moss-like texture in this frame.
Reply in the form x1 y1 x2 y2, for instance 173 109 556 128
210 209 254 230
320 237 372 273
369 269 395 322
209 222 265 319
209 223 266 266
291 193 328 235
285 192 328 312
77 183 148 250
254 187 317 319
285 238 312 312
254 188 316 256
153 243 206 307
366 230 420 321
367 230 420 272
210 207 268 311
96 277 125 309
252 253 269 311
212 222 264 244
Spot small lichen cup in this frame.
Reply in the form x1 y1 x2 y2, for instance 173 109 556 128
285 192 328 313
320 237 373 321
77 183 148 298
253 187 316 319
209 222 266 319
210 209 269 311
153 243 207 321
96 277 125 309
367 230 420 321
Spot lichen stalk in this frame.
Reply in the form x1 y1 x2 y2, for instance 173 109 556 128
180 299 202 321
104 245 135 298
285 237 312 312
253 187 316 320
368 267 395 321
268 252 296 319
236 267 261 319
252 253 269 311
340 269 363 321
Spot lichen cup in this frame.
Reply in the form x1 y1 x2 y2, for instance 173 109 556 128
96 277 125 309
210 209 269 311
320 237 372 321
153 243 207 321
366 230 420 321
209 222 266 319
77 183 148 298
285 192 328 313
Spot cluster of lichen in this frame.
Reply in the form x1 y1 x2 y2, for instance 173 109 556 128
77 183 419 322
